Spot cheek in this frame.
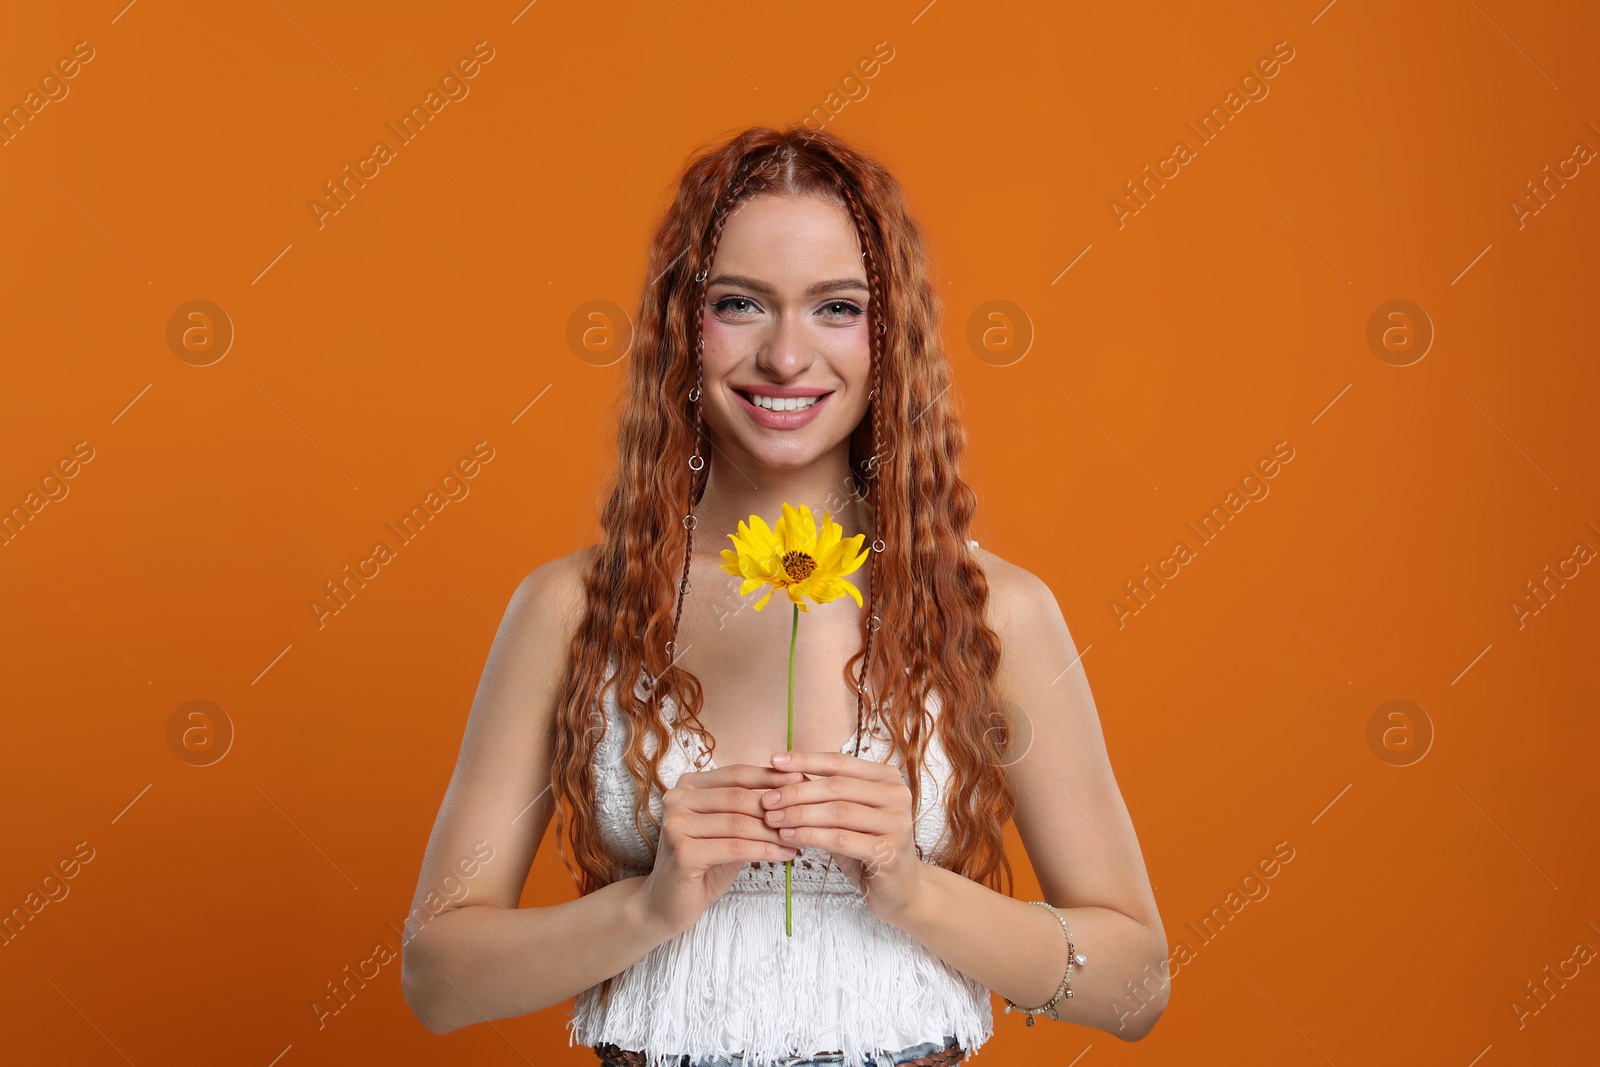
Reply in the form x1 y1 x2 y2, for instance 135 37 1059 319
700 310 730 355
832 333 872 391
699 314 744 377
696 315 739 429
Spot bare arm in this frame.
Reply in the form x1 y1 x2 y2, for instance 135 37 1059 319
890 555 1170 1040
400 552 675 1034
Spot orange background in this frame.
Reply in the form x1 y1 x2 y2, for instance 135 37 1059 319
2 1 1596 1064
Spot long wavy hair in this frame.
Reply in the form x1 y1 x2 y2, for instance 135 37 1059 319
548 126 1017 963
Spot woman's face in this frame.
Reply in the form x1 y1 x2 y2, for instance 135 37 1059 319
697 192 873 472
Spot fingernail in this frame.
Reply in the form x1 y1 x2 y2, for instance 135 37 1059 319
780 827 797 838
772 752 791 764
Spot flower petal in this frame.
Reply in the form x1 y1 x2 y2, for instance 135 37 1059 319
776 502 802 552
804 579 842 605
797 504 819 545
814 516 841 559
826 534 869 579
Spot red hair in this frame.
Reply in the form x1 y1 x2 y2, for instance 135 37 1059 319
548 128 1018 986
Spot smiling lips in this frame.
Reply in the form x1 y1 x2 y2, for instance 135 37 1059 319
733 387 834 428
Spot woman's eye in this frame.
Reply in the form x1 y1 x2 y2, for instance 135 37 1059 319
712 297 862 319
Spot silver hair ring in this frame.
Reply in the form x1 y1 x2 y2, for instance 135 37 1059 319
694 267 708 283
688 386 700 401
872 538 885 553
689 454 704 470
680 578 691 595
867 614 881 632
682 514 697 530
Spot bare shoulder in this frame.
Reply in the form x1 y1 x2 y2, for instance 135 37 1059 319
503 543 599 640
968 543 1064 642
967 543 1089 720
514 543 597 609
482 543 600 701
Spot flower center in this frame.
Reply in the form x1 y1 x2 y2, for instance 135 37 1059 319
781 551 816 582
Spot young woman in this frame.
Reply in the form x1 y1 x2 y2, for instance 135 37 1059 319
401 126 1169 1066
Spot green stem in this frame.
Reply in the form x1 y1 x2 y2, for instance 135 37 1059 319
785 601 798 937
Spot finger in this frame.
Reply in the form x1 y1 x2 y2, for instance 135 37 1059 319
685 838 800 868
681 765 806 789
771 750 903 784
677 781 807 819
664 810 796 874
765 801 899 840
669 806 799 848
761 823 885 864
758 773 901 813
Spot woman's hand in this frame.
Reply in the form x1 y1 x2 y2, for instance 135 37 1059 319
759 750 928 927
641 764 806 937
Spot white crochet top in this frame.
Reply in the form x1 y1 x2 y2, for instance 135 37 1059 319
567 545 992 1066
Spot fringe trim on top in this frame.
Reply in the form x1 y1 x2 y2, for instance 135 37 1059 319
565 887 992 1067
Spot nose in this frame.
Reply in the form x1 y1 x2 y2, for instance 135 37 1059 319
754 309 814 378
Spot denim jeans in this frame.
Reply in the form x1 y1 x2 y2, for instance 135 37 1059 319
597 1033 962 1067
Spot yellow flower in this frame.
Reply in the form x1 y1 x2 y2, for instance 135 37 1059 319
719 502 870 613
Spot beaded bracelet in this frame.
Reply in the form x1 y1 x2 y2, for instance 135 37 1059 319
1002 901 1086 1026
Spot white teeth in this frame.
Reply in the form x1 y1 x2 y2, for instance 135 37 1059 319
748 392 821 412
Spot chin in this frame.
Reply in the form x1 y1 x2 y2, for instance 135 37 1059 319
740 441 834 469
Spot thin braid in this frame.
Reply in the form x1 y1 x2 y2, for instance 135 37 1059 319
809 179 890 908
836 178 916 861
666 147 785 670
836 180 886 763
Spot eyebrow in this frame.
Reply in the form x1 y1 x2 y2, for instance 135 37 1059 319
706 273 870 297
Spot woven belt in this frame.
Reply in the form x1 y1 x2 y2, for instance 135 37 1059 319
593 1038 964 1067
